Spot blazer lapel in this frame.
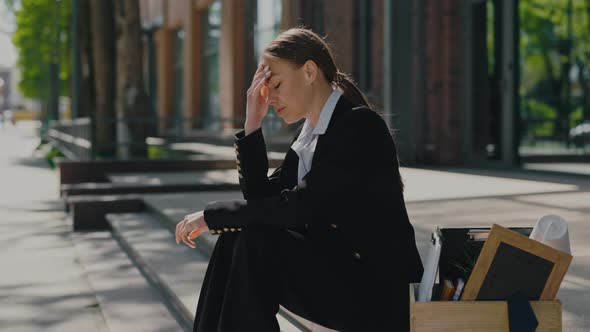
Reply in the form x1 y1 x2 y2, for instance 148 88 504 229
304 95 358 184
279 122 304 189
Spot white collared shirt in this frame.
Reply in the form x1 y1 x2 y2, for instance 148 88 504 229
291 89 342 186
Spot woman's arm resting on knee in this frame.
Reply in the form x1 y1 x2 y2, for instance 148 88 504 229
203 185 309 232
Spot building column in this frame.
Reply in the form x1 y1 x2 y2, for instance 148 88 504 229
219 0 251 129
183 6 207 131
281 0 301 30
422 0 464 165
323 0 354 74
500 0 519 166
154 27 174 134
384 0 422 166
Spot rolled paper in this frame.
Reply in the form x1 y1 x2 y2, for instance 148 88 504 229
529 214 571 255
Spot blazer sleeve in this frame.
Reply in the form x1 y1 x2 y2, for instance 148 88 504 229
204 109 391 233
234 127 282 200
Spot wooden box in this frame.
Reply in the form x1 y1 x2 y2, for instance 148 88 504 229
410 297 562 331
409 226 564 331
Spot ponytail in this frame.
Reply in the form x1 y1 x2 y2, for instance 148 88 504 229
334 70 371 109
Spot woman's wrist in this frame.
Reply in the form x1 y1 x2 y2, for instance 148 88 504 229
244 121 262 136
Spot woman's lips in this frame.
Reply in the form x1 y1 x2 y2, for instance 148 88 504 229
276 107 286 114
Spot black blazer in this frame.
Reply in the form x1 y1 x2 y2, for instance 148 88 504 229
204 95 424 285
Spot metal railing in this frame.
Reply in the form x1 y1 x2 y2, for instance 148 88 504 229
519 117 590 154
47 117 93 160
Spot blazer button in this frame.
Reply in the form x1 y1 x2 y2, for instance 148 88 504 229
330 223 339 230
353 252 361 260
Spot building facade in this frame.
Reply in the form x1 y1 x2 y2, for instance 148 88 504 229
139 0 527 167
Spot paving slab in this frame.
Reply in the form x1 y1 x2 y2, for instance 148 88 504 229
72 231 181 332
524 163 590 176
0 121 109 332
400 167 578 202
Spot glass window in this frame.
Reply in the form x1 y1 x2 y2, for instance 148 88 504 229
254 0 282 135
254 0 282 62
201 0 221 130
356 1 372 95
172 28 184 136
519 0 590 155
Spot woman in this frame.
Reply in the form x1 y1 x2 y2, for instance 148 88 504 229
175 27 423 332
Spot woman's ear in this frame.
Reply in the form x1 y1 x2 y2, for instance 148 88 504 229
303 60 318 86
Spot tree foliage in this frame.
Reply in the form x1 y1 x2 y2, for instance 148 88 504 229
11 0 71 99
520 0 590 127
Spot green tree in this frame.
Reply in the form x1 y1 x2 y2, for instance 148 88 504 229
520 0 590 144
11 0 71 102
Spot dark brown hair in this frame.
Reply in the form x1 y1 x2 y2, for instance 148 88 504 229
263 27 371 109
263 27 405 192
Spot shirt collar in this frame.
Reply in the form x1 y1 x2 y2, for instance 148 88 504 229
311 89 342 135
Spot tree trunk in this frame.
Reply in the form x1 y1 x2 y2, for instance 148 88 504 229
114 0 149 159
90 0 117 158
75 0 95 119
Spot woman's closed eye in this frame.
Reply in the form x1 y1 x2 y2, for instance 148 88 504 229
274 82 281 89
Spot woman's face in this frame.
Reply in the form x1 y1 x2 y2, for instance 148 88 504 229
261 56 314 124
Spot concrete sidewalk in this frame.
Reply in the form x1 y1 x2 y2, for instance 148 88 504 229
1 121 589 331
0 122 108 331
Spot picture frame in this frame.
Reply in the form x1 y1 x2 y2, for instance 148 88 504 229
461 224 572 301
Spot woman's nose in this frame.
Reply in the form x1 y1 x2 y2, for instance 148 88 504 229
267 87 278 104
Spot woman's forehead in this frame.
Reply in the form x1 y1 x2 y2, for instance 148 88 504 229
261 56 294 72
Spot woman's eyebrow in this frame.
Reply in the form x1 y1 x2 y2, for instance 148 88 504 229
268 74 279 84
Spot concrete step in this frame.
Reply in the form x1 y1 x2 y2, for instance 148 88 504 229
141 191 244 256
106 212 322 332
72 231 182 332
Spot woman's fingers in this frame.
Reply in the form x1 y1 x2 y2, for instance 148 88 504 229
182 235 196 248
248 70 271 96
178 221 192 247
188 228 204 241
175 219 185 244
253 65 268 81
251 71 271 98
254 63 265 76
251 64 269 83
176 220 206 248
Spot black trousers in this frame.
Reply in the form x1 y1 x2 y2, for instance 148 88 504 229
193 226 409 332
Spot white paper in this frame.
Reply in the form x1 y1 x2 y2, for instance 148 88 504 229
417 230 442 302
530 214 571 254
